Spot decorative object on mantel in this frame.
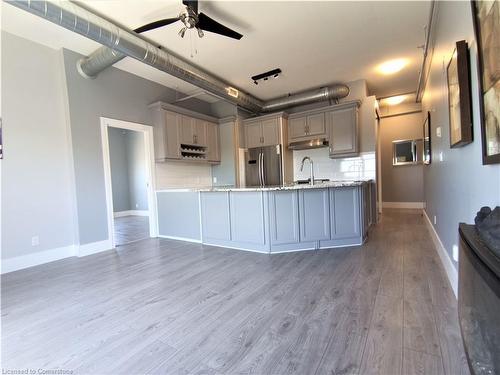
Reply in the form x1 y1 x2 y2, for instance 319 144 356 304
475 206 500 256
471 0 500 165
446 40 473 148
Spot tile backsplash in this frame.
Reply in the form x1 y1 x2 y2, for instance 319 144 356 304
156 161 212 189
293 148 376 181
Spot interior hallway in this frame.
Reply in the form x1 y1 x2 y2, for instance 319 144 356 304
113 215 150 246
1 210 469 374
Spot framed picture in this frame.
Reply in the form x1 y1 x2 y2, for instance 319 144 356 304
471 0 500 164
423 111 431 164
446 40 473 148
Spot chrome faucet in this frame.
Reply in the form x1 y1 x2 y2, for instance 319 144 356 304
300 156 314 185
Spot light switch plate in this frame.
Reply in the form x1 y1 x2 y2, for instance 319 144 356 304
436 126 442 137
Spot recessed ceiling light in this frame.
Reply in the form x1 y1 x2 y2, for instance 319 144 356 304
383 95 407 105
376 59 408 75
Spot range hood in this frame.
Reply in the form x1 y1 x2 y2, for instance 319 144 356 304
288 138 329 150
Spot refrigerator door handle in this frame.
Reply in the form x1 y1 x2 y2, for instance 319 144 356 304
261 152 266 186
258 152 263 186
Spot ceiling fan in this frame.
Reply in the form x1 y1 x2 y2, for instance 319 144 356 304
133 0 243 40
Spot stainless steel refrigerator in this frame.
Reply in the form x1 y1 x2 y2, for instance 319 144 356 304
244 145 283 187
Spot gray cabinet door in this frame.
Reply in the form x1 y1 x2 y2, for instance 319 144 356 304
289 117 307 140
206 122 220 162
244 121 262 149
201 192 231 241
163 111 181 159
180 115 194 145
328 107 358 157
193 118 207 146
299 188 330 241
306 112 326 136
269 191 300 245
330 187 360 239
157 192 201 240
261 117 280 146
230 191 266 245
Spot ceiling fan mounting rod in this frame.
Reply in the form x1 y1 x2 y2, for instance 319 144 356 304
5 0 349 113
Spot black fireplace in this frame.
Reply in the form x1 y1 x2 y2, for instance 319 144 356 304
458 222 500 375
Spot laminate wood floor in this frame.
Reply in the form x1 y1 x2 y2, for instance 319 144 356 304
113 215 150 246
1 210 470 375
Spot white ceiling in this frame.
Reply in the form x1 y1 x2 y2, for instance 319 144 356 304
1 1 431 102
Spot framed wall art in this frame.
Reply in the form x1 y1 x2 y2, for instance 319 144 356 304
423 111 431 164
471 0 500 164
446 40 473 148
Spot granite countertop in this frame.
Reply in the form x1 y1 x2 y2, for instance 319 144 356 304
157 180 373 193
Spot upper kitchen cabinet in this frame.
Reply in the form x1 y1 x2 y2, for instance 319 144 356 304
149 101 220 164
205 122 220 162
242 114 284 148
328 102 359 158
151 109 181 161
288 111 326 141
180 116 207 146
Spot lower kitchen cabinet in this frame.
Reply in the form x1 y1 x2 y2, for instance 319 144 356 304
269 190 300 245
161 183 373 254
157 192 201 241
330 186 361 240
298 188 330 241
200 192 231 241
230 192 267 247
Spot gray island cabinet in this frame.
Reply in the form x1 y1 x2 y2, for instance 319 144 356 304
156 181 375 254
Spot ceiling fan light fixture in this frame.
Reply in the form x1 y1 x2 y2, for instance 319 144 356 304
179 27 187 38
197 28 204 38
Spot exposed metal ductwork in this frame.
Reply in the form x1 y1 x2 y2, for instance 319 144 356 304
7 0 350 113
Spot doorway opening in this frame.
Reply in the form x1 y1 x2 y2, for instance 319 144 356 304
100 118 157 247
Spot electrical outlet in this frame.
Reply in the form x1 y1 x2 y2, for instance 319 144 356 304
436 126 442 137
31 236 39 246
213 176 217 184
433 215 437 225
439 152 444 162
452 244 459 262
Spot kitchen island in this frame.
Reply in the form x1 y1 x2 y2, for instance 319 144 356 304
156 181 376 253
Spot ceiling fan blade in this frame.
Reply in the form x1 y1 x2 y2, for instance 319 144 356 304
134 17 180 33
182 0 198 14
197 13 243 40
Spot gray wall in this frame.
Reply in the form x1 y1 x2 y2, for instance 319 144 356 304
108 127 131 212
1 32 76 259
126 130 148 211
380 112 424 203
62 49 213 245
422 1 500 268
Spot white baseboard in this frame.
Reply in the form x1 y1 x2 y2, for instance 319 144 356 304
78 239 113 257
383 201 425 209
113 210 149 218
157 234 202 243
423 210 458 298
2 239 115 274
1 245 76 274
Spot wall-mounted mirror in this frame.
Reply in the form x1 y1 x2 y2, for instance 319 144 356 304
392 139 423 166
423 111 431 164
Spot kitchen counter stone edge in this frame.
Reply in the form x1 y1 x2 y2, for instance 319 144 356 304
156 180 373 193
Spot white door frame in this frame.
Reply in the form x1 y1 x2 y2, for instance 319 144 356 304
100 117 158 248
